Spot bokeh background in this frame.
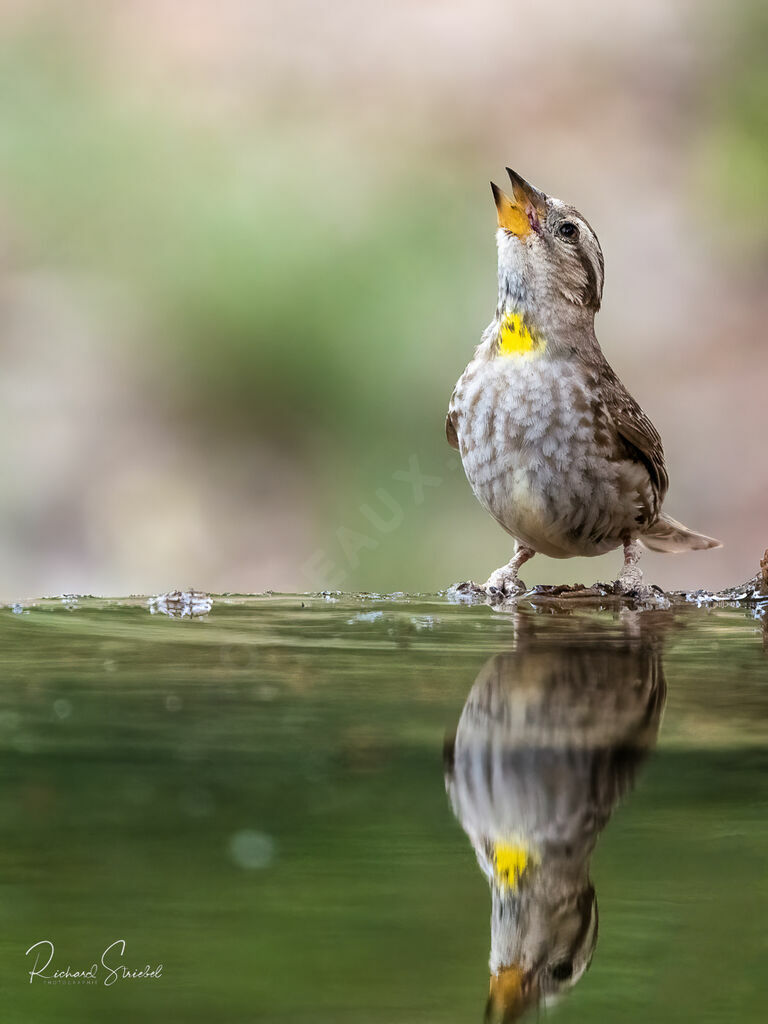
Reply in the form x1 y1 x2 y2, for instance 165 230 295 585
0 0 766 601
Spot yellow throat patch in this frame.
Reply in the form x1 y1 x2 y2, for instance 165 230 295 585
497 312 545 358
493 841 539 891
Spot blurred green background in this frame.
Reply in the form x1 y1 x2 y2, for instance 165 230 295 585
0 0 766 600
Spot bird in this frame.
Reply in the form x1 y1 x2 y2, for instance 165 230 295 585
446 168 720 597
443 616 667 1021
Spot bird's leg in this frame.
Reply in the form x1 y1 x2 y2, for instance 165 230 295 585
484 544 535 597
616 538 643 593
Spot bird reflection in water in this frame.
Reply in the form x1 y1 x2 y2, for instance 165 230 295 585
444 614 667 1022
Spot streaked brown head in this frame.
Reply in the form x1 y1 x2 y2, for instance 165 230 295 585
491 168 605 315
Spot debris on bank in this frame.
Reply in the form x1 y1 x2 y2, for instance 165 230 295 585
149 590 213 618
446 579 672 611
446 548 768 614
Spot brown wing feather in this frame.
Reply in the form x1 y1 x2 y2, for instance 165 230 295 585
445 411 459 451
600 363 669 512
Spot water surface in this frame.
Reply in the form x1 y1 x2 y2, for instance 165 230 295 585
1 595 766 1022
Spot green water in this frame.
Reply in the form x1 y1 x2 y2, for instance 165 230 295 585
1 595 766 1023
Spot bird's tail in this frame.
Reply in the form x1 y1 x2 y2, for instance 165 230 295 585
640 513 721 554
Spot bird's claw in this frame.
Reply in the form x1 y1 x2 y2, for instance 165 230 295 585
482 574 527 601
614 568 643 595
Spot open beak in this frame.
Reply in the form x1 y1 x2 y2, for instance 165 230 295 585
491 169 547 236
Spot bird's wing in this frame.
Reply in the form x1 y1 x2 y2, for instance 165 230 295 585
445 409 459 450
601 363 669 510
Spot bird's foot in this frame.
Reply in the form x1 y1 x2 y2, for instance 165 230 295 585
613 566 667 605
615 565 643 595
483 566 527 600
615 538 645 595
611 576 668 608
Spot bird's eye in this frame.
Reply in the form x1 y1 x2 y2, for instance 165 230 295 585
550 960 574 982
558 222 577 239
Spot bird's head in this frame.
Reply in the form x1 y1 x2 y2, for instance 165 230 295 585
485 883 599 1023
491 169 604 328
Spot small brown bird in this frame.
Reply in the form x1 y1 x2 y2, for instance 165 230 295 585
446 169 720 596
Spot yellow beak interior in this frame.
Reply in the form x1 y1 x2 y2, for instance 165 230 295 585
491 183 533 236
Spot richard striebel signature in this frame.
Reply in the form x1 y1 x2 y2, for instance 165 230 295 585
25 939 163 986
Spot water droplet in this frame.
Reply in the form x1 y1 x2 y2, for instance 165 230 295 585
228 829 275 870
411 615 436 630
347 611 383 624
53 698 72 720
